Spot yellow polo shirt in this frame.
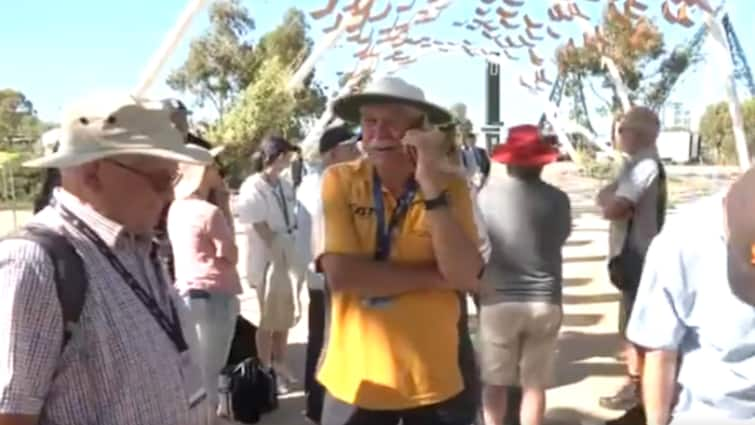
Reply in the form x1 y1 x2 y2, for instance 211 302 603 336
313 158 478 410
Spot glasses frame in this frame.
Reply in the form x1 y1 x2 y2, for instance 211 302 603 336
105 159 179 193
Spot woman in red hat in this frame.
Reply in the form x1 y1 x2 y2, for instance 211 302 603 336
478 125 572 425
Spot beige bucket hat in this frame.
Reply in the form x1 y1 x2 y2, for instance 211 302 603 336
23 92 213 168
333 77 453 125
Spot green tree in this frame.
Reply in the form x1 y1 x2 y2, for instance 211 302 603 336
0 90 52 203
167 0 256 116
556 4 666 116
169 4 325 121
175 7 326 184
0 89 37 143
698 99 755 164
252 8 326 134
211 58 296 144
209 57 298 186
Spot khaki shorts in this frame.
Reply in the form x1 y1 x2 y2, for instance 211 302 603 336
479 302 562 388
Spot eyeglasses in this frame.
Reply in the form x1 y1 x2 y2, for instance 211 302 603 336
105 159 179 193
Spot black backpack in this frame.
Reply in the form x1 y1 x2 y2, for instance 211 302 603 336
4 224 87 348
218 357 278 424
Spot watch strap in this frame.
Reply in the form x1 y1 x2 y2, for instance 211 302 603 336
424 191 449 210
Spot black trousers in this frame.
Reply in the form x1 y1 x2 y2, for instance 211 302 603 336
305 289 327 423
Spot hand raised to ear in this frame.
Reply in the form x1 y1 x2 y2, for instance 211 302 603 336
403 129 464 196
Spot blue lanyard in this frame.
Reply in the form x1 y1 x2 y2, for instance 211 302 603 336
52 198 188 353
372 170 417 261
365 171 416 308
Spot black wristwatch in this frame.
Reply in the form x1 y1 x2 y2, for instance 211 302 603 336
424 191 449 210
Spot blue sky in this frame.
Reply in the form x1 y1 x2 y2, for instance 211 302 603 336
1 0 752 137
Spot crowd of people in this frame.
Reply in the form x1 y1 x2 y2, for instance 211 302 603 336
0 75 753 425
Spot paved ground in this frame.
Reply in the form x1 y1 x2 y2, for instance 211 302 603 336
0 163 736 424
230 162 737 425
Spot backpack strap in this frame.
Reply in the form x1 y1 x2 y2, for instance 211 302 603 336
656 160 667 231
11 225 87 349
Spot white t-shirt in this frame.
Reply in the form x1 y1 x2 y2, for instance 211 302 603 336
236 173 297 283
295 171 325 290
236 173 296 234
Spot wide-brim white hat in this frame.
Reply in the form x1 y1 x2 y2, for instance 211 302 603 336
23 92 212 168
333 77 453 125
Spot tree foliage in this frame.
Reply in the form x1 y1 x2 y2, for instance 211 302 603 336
252 9 326 133
0 89 52 202
698 99 755 164
170 4 327 184
0 90 40 144
210 58 296 146
209 57 297 186
167 0 255 116
204 7 327 144
555 3 693 115
170 3 325 122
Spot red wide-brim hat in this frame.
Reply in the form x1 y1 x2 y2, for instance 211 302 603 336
491 124 560 166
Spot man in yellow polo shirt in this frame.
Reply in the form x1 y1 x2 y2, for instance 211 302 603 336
312 77 483 425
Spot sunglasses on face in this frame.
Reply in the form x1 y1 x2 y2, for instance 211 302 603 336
105 159 179 193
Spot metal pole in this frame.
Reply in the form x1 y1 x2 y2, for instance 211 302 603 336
705 10 749 170
133 0 210 97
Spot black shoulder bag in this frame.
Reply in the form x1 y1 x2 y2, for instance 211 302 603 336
218 357 278 424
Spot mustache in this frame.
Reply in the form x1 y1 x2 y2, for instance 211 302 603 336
366 140 402 151
365 140 417 165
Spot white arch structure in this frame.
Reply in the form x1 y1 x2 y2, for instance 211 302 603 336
290 0 637 161
287 0 749 170
130 0 748 170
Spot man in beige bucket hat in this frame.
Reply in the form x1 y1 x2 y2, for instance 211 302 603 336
0 92 213 425
312 76 483 425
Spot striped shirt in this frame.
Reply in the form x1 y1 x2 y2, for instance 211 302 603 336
0 189 206 425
